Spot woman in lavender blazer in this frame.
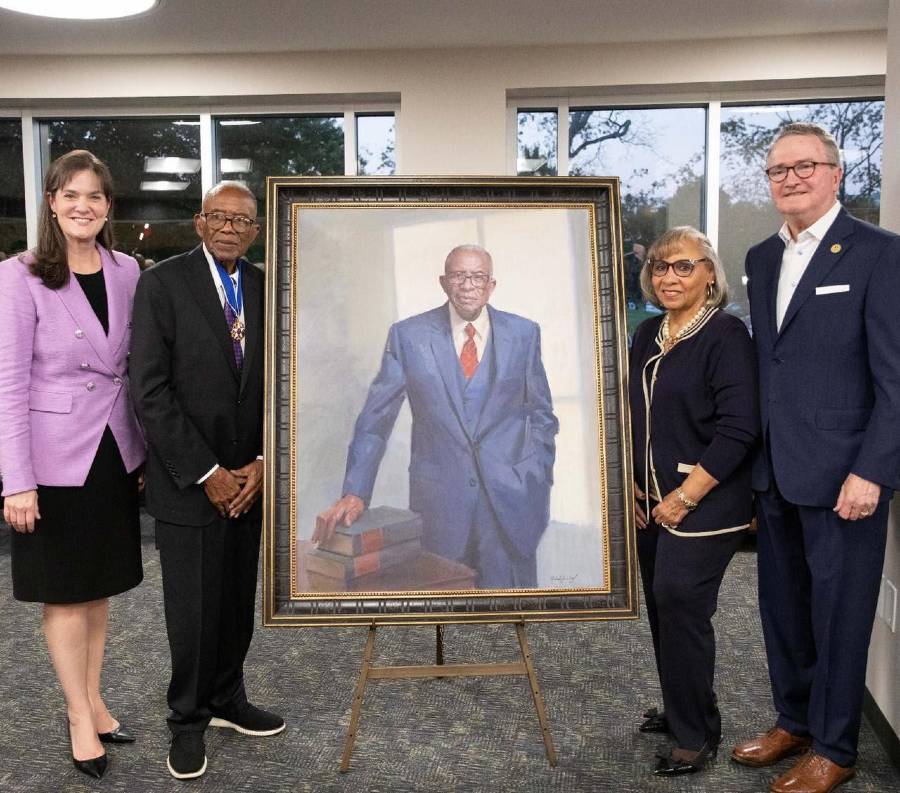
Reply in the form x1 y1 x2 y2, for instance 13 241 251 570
0 150 145 780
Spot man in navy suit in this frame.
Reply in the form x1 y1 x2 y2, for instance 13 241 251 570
732 123 900 793
315 244 558 589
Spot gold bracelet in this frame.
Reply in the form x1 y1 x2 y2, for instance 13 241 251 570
676 487 698 511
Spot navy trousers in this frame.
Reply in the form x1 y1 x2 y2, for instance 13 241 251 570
755 486 887 767
637 516 745 752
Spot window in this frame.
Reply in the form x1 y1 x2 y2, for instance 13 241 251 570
0 120 25 259
517 110 558 176
514 95 885 334
719 99 884 325
215 114 345 263
356 114 396 175
43 117 202 265
569 107 706 332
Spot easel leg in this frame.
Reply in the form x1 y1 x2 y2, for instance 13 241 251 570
339 625 377 773
515 622 557 767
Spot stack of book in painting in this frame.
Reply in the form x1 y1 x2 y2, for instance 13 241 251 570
305 506 476 592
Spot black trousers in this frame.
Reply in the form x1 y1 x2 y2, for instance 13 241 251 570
756 485 887 767
156 513 261 734
637 516 745 752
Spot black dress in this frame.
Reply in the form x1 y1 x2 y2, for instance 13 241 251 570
10 269 143 603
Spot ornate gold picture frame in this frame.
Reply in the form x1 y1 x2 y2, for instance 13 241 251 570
262 176 636 626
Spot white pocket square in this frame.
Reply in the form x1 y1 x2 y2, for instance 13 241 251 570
816 284 850 295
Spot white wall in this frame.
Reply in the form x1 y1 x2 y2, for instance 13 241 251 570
866 0 900 739
0 31 887 175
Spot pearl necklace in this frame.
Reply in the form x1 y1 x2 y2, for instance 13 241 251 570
659 304 709 354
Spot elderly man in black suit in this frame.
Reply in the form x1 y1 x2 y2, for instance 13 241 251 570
130 181 283 780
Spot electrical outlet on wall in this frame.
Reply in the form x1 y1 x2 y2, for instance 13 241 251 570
876 576 897 633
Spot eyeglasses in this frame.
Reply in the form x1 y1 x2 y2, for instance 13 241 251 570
649 258 709 277
199 211 257 232
444 271 492 288
764 160 838 183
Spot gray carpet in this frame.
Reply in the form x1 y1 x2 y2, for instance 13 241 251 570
0 515 897 793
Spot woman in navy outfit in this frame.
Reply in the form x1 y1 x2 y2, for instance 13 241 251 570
629 226 759 775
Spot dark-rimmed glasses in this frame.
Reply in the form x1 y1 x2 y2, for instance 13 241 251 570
649 257 709 277
199 211 257 233
764 160 838 183
444 271 492 288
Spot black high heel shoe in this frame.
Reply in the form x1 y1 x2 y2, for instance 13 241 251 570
73 753 108 779
67 723 109 779
99 722 136 744
639 707 669 734
654 742 717 776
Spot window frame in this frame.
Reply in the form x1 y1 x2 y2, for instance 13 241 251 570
12 99 400 248
509 80 885 250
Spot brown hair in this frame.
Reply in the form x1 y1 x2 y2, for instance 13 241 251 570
767 122 842 168
29 149 116 289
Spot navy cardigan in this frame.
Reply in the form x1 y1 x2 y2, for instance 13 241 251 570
629 309 760 535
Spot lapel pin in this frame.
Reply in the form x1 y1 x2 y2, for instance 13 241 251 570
830 243 842 254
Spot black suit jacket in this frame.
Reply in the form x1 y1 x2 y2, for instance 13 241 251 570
129 245 265 526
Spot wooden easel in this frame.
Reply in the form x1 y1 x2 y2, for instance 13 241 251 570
339 621 557 772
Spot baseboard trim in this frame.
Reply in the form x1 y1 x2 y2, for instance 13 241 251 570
864 688 900 770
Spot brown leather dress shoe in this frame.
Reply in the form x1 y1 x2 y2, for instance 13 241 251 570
732 726 812 767
769 752 855 793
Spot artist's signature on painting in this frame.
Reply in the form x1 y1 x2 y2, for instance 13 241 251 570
550 575 579 585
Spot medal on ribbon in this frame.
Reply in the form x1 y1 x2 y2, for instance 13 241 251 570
214 259 245 340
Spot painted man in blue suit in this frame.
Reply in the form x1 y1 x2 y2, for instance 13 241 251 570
732 124 900 793
315 244 558 589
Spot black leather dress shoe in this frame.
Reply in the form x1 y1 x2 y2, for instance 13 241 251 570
73 753 108 779
654 743 717 776
639 707 669 734
99 723 136 744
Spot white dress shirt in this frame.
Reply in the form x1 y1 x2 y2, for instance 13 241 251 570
775 201 842 330
448 302 491 361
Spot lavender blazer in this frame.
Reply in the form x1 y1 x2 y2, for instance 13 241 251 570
0 248 146 496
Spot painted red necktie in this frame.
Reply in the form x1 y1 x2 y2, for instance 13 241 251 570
460 322 478 379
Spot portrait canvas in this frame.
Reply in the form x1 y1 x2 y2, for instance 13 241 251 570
262 177 638 626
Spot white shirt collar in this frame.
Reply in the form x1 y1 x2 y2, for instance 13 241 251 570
448 301 491 341
202 244 244 316
778 201 842 245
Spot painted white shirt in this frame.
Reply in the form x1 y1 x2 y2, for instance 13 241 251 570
775 201 842 330
448 302 491 360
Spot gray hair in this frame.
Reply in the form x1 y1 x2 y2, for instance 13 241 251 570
767 122 842 168
202 180 258 212
640 226 728 309
445 244 493 274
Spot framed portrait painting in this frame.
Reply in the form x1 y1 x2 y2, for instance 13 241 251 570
262 176 637 626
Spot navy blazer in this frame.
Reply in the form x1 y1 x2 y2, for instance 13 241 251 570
747 209 900 505
630 309 759 534
342 303 558 563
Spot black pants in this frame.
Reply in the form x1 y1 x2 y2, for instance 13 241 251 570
637 517 744 752
156 513 261 734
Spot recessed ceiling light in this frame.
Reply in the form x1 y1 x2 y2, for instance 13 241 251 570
0 0 158 20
